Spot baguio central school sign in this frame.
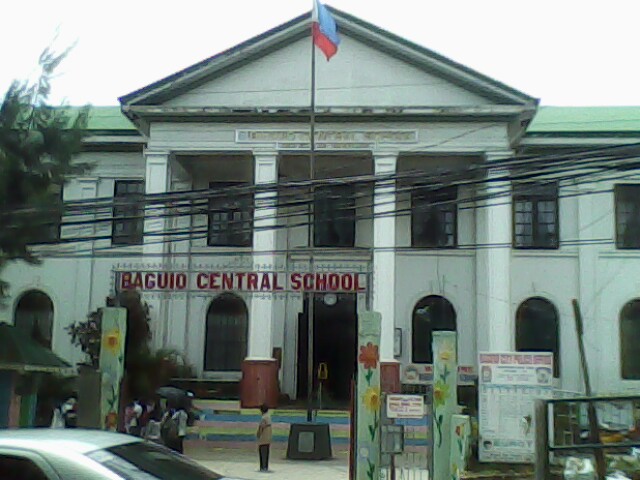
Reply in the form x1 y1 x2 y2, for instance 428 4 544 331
117 271 367 293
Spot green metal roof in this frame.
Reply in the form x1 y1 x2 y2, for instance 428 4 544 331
79 105 640 135
528 106 640 134
65 106 136 132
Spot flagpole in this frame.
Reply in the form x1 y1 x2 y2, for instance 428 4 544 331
306 7 317 422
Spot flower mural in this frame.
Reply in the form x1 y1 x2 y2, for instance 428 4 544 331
99 309 126 431
432 331 458 480
363 387 381 412
358 342 379 370
355 313 381 480
103 329 121 354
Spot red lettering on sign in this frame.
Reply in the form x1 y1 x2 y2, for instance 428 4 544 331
290 273 302 291
328 274 339 291
157 273 167 289
303 273 314 291
120 272 132 290
196 273 208 289
260 274 271 291
176 273 187 290
236 273 246 290
145 273 156 289
316 274 327 291
209 273 220 290
222 273 233 290
355 274 365 292
341 274 354 291
132 273 143 289
274 273 284 291
247 273 258 291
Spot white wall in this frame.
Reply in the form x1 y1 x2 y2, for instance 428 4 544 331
165 35 492 108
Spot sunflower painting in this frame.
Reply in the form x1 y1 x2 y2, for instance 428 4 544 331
103 329 121 354
432 331 458 480
355 312 381 480
99 308 127 431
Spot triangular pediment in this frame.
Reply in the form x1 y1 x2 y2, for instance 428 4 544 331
120 7 536 110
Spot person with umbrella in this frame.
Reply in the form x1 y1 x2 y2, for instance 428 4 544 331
157 387 191 454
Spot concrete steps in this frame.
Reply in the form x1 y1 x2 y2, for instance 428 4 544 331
186 400 351 452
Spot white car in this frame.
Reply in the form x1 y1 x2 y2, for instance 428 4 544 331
0 429 243 480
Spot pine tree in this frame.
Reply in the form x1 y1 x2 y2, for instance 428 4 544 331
0 47 90 300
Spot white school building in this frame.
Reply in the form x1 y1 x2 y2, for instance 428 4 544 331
3 6 640 405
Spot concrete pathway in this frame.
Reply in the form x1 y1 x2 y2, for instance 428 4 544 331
191 446 349 480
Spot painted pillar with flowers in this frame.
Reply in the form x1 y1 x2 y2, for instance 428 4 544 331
355 311 382 480
99 307 127 431
432 331 458 480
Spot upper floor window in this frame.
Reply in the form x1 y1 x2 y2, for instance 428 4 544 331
208 182 253 247
34 184 63 244
513 183 559 249
615 184 640 249
516 297 560 377
620 299 640 379
411 186 457 248
112 180 144 246
314 184 356 248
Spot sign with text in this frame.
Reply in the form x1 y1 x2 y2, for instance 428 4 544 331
478 352 554 464
402 364 477 386
386 395 425 419
117 271 367 293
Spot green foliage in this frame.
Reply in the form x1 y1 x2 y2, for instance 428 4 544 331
0 46 90 300
67 291 195 400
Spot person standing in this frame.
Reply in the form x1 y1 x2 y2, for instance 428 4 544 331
256 404 272 473
61 395 78 428
161 404 188 454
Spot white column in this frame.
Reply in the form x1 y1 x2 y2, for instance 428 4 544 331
476 151 512 353
143 150 171 350
166 174 193 353
247 151 278 359
373 153 398 361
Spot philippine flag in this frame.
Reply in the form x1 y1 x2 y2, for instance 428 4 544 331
312 0 340 60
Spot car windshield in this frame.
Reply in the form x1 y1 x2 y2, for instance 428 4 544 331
87 442 223 480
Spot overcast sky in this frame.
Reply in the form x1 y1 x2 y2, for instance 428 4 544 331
2 0 639 107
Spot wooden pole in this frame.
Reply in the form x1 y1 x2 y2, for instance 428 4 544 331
534 400 549 480
571 299 606 480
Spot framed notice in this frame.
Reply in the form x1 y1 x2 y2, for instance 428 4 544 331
478 352 554 463
386 395 425 419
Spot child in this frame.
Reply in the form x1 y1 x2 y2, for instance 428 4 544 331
256 404 272 472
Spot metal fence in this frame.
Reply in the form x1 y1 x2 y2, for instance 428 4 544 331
380 392 432 480
534 394 640 480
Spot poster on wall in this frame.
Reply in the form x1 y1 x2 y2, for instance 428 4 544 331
478 352 554 463
402 364 477 386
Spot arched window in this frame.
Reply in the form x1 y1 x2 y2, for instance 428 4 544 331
14 290 54 349
620 299 640 379
516 297 560 377
412 295 456 363
204 293 248 371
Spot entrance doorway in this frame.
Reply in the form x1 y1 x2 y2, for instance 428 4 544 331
297 293 357 406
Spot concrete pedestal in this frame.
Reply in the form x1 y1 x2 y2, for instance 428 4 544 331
240 359 279 408
286 423 332 460
381 361 401 393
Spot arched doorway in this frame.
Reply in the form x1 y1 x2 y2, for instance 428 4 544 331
620 299 640 379
14 290 54 348
515 297 560 377
204 293 248 371
412 295 457 363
